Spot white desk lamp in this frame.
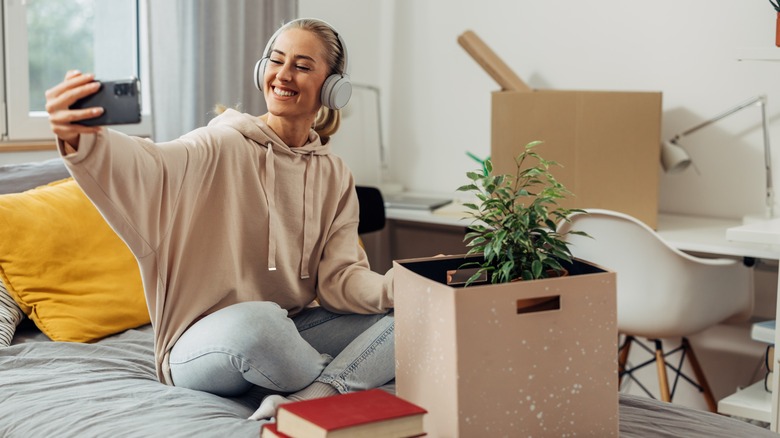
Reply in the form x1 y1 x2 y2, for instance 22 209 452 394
661 95 775 218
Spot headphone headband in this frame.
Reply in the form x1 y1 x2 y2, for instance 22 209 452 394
254 18 351 110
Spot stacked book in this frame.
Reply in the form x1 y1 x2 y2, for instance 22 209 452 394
765 345 775 392
752 320 776 393
261 389 427 437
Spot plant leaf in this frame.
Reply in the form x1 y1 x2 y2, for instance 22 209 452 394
455 140 586 284
531 260 543 278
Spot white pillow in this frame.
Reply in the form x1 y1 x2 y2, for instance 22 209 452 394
0 278 24 347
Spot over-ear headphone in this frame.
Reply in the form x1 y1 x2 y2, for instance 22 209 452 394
254 18 351 110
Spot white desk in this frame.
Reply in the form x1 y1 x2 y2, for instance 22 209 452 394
659 214 780 260
385 206 471 228
724 218 780 431
387 206 780 260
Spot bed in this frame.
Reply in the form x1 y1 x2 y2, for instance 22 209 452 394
1 158 778 437
4 321 266 436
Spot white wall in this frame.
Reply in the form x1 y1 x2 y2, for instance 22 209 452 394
302 0 780 220
0 150 59 165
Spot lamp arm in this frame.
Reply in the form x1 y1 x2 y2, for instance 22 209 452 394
352 83 387 168
761 97 776 217
666 94 775 218
673 95 767 142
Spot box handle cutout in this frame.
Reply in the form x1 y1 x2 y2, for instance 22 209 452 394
517 296 560 314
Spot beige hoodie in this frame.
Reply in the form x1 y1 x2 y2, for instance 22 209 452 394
60 109 394 384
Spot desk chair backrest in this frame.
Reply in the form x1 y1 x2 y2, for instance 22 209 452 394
355 186 386 235
559 209 752 339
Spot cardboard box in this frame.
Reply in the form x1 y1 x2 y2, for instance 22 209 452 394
491 89 662 228
394 254 618 437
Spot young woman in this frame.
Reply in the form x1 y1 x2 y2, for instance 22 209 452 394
45 18 395 420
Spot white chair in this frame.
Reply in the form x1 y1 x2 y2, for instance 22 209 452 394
558 209 753 412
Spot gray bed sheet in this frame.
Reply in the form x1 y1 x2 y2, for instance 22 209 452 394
2 322 267 437
2 321 777 438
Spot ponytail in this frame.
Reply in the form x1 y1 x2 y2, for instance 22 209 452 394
313 107 341 144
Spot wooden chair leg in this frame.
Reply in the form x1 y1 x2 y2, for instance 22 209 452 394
682 337 717 412
618 335 633 386
654 339 672 402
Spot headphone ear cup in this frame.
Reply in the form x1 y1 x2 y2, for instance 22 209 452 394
254 58 268 92
320 74 352 110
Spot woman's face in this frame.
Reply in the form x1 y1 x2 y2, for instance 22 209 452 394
263 28 330 123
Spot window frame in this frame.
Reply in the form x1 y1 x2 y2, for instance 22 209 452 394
1 0 152 144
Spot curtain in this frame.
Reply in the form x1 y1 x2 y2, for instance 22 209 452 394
147 0 297 142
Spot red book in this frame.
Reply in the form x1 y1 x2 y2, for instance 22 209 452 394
261 423 291 438
275 389 427 438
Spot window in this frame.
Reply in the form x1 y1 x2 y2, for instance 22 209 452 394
1 0 151 143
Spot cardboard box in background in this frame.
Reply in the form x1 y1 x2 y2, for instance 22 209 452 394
394 254 618 437
492 89 662 229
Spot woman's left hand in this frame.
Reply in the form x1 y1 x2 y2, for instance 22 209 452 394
45 70 104 149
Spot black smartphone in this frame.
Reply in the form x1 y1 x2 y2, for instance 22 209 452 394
70 77 142 126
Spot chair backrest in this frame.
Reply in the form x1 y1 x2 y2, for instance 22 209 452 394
355 186 386 235
559 209 752 338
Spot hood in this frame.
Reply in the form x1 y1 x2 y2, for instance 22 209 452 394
208 108 332 157
208 108 331 280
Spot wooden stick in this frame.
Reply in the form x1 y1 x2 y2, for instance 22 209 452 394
457 30 531 92
654 339 672 402
683 338 717 412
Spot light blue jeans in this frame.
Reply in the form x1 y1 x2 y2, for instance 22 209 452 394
168 301 395 397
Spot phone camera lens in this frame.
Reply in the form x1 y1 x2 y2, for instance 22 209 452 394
114 83 130 96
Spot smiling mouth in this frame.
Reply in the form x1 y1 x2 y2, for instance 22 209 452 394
273 86 297 97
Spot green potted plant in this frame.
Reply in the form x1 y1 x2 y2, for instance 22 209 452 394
457 140 587 285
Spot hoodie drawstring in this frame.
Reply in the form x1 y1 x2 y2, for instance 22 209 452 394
299 152 315 279
264 143 316 280
264 143 277 272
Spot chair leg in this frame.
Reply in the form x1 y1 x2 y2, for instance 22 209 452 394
618 335 633 386
654 339 672 402
621 337 718 411
682 337 717 412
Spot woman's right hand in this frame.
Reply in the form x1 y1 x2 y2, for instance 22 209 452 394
45 70 105 149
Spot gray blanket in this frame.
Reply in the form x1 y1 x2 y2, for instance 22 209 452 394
2 322 776 438
2 323 266 437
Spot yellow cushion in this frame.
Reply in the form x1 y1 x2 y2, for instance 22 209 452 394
0 178 148 342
